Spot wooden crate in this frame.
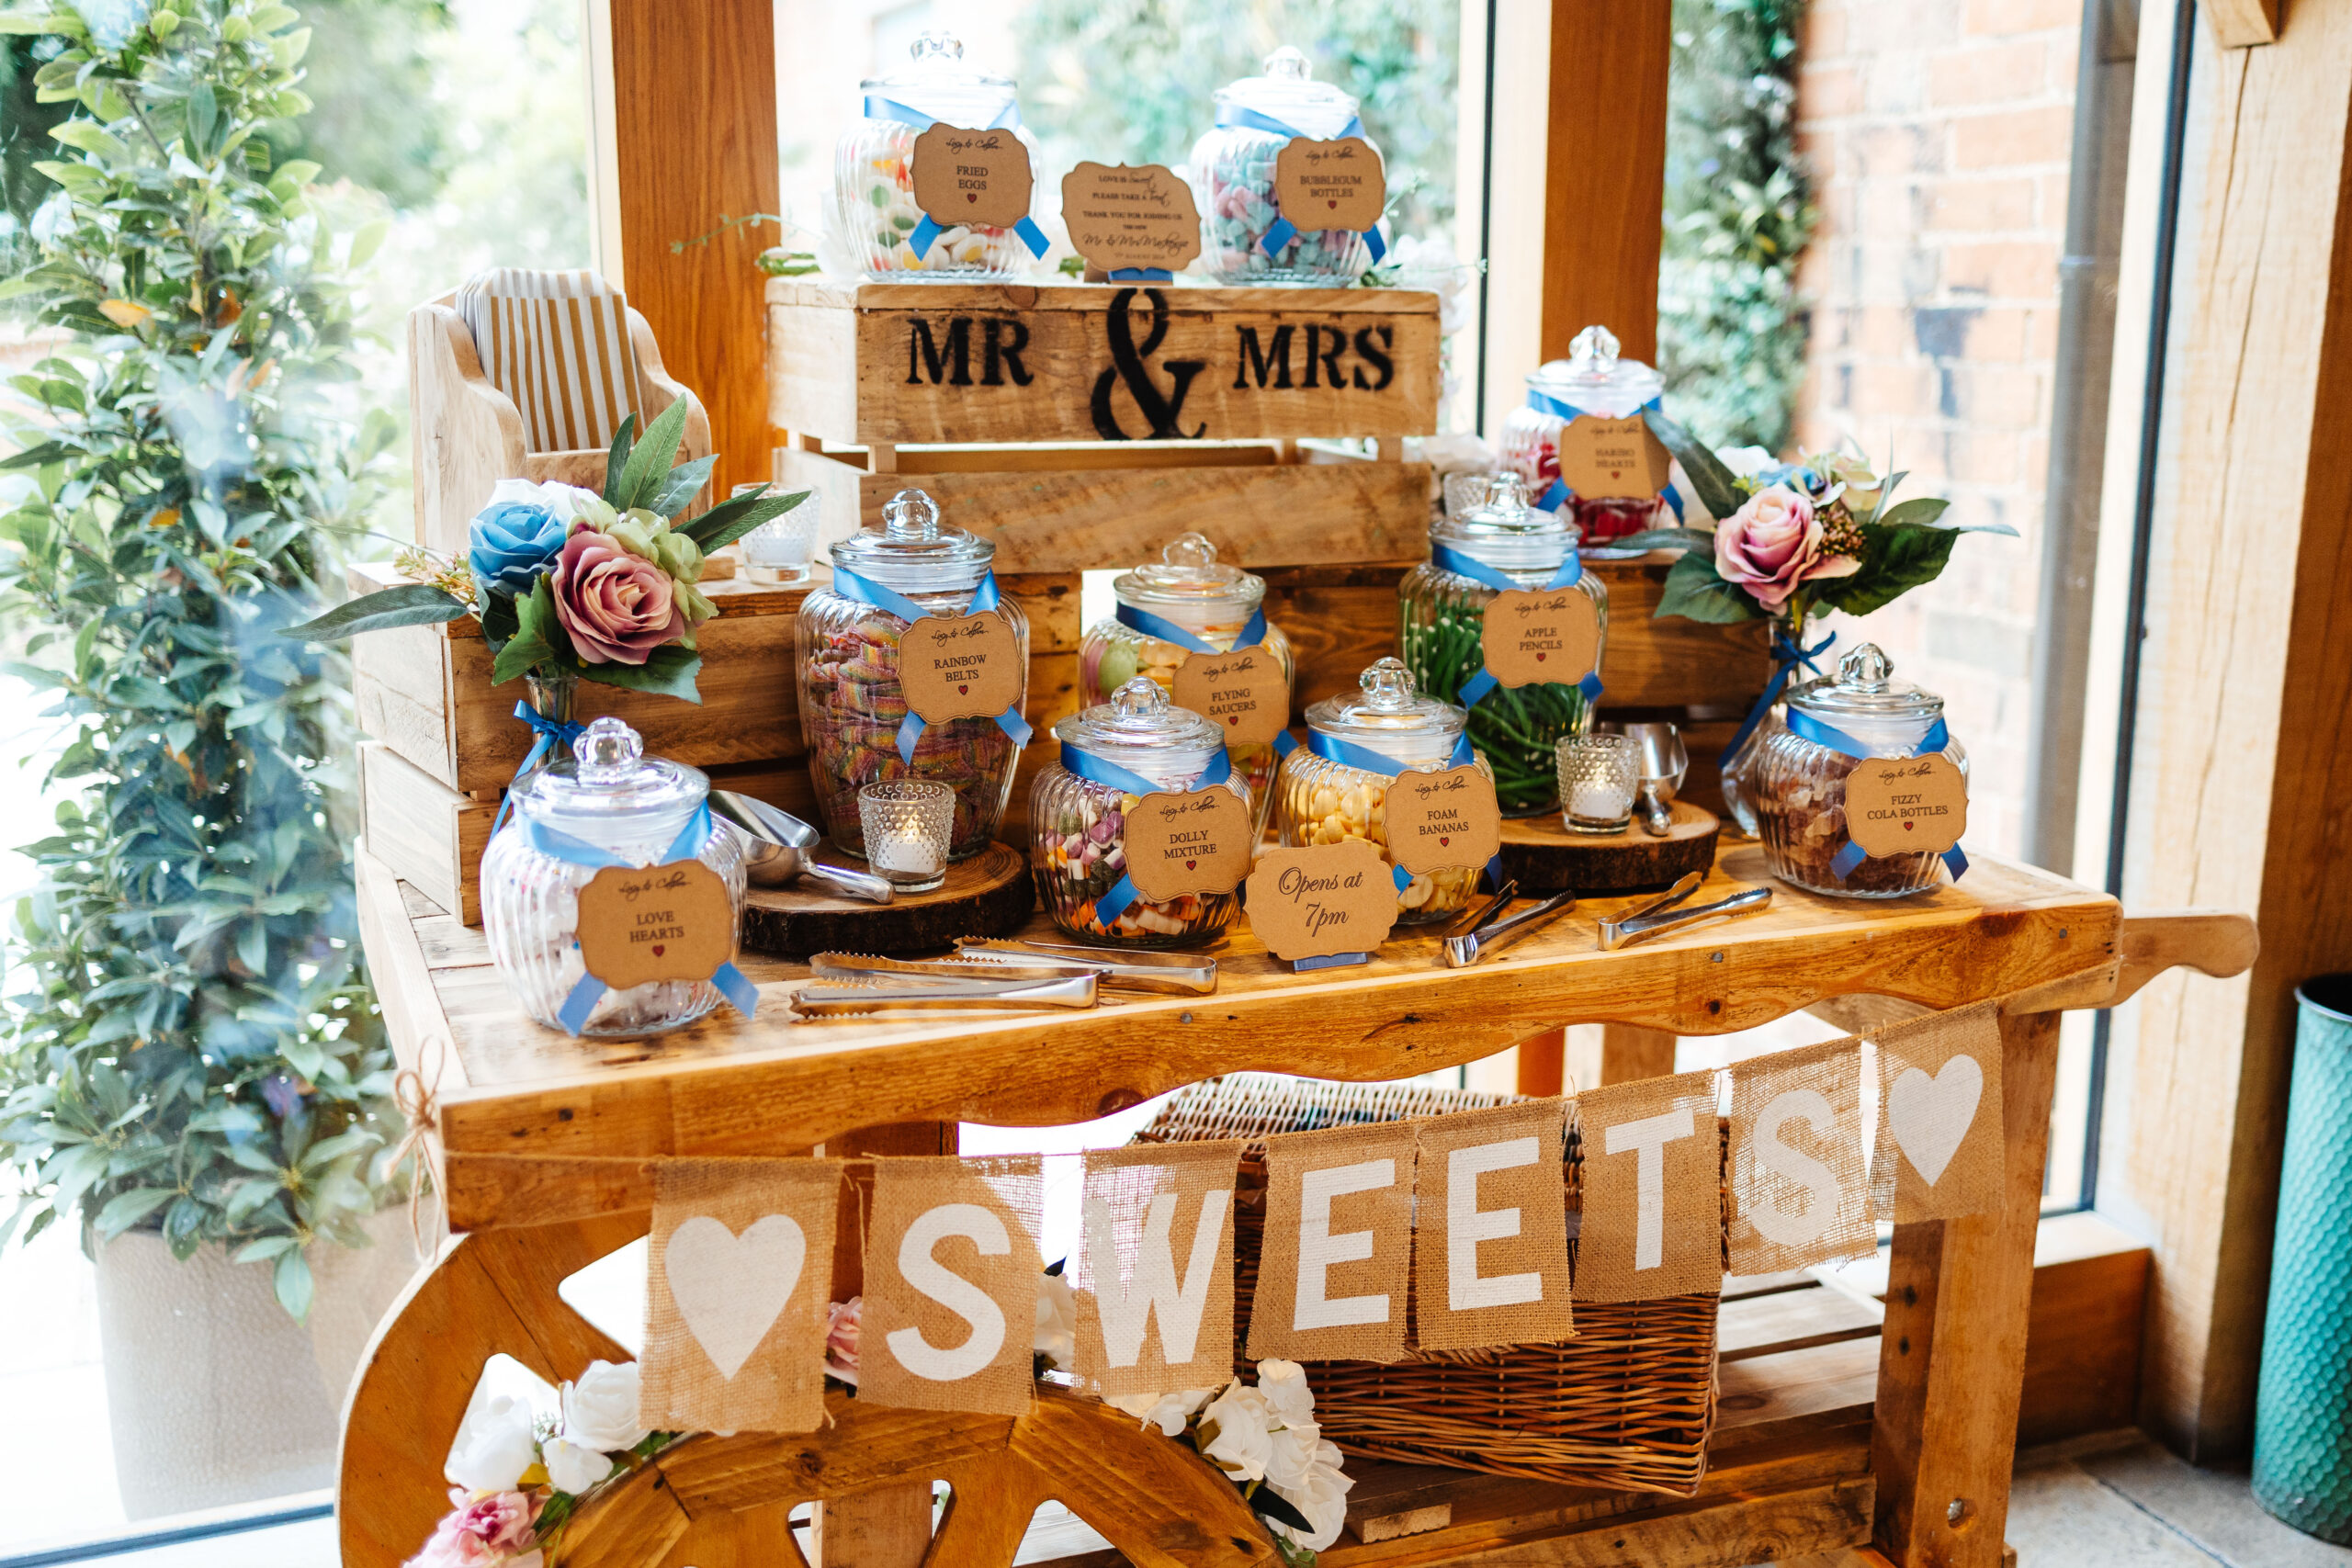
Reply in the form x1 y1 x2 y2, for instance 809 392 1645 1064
357 740 496 925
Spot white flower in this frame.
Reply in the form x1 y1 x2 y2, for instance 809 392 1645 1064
444 1393 537 1493
1106 1386 1216 1438
1253 1359 1316 1427
1198 1382 1273 1483
560 1359 650 1454
540 1436 615 1495
1263 1419 1323 1489
485 476 615 534
1034 1270 1077 1371
1720 445 1780 479
1268 1438 1353 1552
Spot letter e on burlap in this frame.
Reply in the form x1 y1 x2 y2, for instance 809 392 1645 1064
1072 1141 1243 1399
861 1155 1044 1416
1871 1000 2005 1222
1574 1070 1724 1302
1729 1039 1874 1274
1413 1099 1573 1350
642 1157 842 1434
1249 1121 1415 1362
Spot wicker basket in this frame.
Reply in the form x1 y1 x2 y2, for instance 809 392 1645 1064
1132 1073 1720 1496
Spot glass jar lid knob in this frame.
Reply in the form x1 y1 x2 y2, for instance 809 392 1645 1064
1481 471 1532 510
1262 44 1311 79
1361 656 1418 712
1838 643 1894 692
576 716 643 784
1109 676 1170 730
1568 324 1620 376
883 488 941 543
910 28 963 62
1163 532 1219 569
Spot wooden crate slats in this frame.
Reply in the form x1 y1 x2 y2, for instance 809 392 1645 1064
768 280 1442 446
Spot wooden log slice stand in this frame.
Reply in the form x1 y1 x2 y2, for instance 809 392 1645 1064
741 840 1033 955
1498 799 1722 892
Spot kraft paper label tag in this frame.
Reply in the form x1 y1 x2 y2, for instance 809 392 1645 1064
1060 161 1202 274
1384 764 1501 875
1845 754 1968 858
1273 136 1385 232
1125 784 1254 903
1557 414 1670 500
901 610 1023 724
1172 645 1290 748
1245 839 1397 962
575 860 737 992
1481 588 1600 689
911 125 1035 231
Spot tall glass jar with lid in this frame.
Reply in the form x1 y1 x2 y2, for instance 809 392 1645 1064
1498 324 1673 543
1274 658 1490 926
1031 678 1249 948
1078 533 1293 840
1397 473 1608 816
835 30 1042 280
480 717 748 1038
796 490 1029 860
1189 47 1381 285
1750 644 1969 898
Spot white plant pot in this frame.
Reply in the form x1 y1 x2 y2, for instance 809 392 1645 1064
92 1205 425 1519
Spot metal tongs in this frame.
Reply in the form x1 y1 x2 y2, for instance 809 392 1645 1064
1596 872 1771 951
951 937 1219 996
788 973 1099 1017
1441 889 1581 968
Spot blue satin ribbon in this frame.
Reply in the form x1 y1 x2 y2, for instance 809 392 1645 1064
1107 268 1174 282
491 700 585 838
1217 106 1385 264
832 566 1035 764
1057 742 1234 927
1720 626 1838 770
862 96 1023 133
530 805 758 1035
1429 542 1604 711
908 213 1051 261
1522 393 1677 520
1783 708 1969 886
1113 603 1298 758
1304 728 1501 891
1258 216 1384 263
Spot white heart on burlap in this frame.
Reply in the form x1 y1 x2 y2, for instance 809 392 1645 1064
662 1213 806 1380
1886 1055 1984 1187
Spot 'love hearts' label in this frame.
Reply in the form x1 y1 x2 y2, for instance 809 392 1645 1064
574 859 736 993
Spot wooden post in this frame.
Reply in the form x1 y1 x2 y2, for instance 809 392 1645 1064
603 0 780 495
1871 1009 2061 1567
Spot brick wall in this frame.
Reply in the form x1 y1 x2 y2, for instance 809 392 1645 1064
1790 0 2084 858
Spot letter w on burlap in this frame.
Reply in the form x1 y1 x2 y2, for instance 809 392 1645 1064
1072 1141 1243 1399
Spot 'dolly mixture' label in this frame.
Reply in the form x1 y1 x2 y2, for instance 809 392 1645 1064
1125 785 1254 902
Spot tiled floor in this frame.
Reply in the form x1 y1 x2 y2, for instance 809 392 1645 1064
2000 1430 2352 1568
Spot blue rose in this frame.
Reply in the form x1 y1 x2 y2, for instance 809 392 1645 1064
468 491 571 597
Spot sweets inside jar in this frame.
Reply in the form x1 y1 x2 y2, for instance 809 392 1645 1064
1189 47 1377 286
1291 770 1480 917
1499 323 1673 545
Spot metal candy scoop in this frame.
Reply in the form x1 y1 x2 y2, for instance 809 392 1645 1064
1596 871 1771 950
1608 721 1689 838
710 790 894 903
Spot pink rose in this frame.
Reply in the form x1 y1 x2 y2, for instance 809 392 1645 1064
1713 484 1858 613
550 527 685 665
406 1490 542 1568
825 1296 862 1383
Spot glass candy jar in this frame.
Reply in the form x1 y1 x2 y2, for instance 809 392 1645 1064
1750 645 1969 898
835 30 1042 280
1397 473 1608 816
481 717 747 1038
1189 47 1380 285
1498 324 1672 543
1276 658 1490 925
796 490 1029 860
1030 678 1249 948
1078 533 1294 840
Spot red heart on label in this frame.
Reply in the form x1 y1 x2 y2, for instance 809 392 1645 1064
1227 715 1239 727
1611 469 1623 479
1328 198 1339 209
967 193 978 203
1904 820 1916 831
1186 859 1197 870
1438 835 1450 846
652 944 665 956
958 682 969 694
1535 651 1547 662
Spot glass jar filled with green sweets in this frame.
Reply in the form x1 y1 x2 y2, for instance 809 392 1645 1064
1396 472 1609 815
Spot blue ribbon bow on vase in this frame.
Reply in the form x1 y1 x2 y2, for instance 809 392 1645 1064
832 565 1035 764
490 700 586 837
1057 742 1235 929
1782 708 1970 886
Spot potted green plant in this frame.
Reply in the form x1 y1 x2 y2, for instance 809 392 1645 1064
0 0 416 1516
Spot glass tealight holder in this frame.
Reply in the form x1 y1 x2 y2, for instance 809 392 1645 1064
1557 733 1637 835
859 779 955 892
741 486 819 586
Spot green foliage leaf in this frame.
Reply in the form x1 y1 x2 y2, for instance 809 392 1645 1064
681 487 808 553
277 585 469 641
641 455 718 520
1643 405 1748 521
1609 526 1716 555
1809 525 1962 618
491 579 560 683
1874 496 1951 530
187 81 219 161
273 1249 315 1321
613 398 692 513
603 412 637 503
583 644 703 704
95 1186 177 1237
1655 548 1763 624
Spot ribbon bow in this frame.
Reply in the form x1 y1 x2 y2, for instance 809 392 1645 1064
1429 542 1603 712
863 96 1052 262
1721 626 1838 771
831 566 1035 764
1303 729 1500 895
490 701 586 837
1058 743 1233 928
1216 105 1388 266
1112 604 1299 760
384 1035 451 1263
1783 708 1970 886
1521 393 1682 521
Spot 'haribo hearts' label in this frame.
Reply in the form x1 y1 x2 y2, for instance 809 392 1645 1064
1845 754 1968 859
1383 763 1502 875
902 611 1023 723
910 125 1035 231
575 860 737 993
1172 645 1290 748
1556 413 1670 501
1481 588 1600 689
1060 161 1202 274
1272 137 1385 233
1125 784 1253 903
1244 839 1398 962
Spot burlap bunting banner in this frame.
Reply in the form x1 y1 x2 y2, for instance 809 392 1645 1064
1413 1099 1575 1350
860 1154 1045 1416
1728 1038 1875 1274
641 1156 842 1434
1871 1000 2005 1222
1574 1069 1725 1302
1248 1120 1417 1363
1072 1141 1243 1399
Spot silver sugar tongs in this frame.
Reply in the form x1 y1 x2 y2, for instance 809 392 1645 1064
952 937 1218 995
1596 872 1772 951
789 973 1099 1017
1442 889 1580 968
811 952 1086 985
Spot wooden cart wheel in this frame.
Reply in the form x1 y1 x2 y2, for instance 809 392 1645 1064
337 1216 1280 1568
